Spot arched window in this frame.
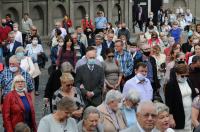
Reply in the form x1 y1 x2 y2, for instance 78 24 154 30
75 6 86 27
31 6 44 35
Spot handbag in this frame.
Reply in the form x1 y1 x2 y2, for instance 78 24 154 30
32 63 41 78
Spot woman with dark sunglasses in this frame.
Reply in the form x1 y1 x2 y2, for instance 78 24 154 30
102 48 123 99
165 64 197 131
52 73 85 121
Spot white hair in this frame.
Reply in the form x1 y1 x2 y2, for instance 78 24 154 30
105 90 122 104
137 101 156 114
154 102 169 114
11 74 27 91
125 89 140 103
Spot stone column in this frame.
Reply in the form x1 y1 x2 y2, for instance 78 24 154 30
128 0 133 33
107 0 113 22
0 1 2 19
47 0 53 35
69 0 74 28
124 0 129 25
22 0 29 14
89 0 94 24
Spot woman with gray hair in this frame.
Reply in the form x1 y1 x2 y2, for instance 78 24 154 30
38 96 78 132
154 102 174 132
78 106 103 132
15 46 35 78
2 75 37 132
120 89 140 127
97 90 127 132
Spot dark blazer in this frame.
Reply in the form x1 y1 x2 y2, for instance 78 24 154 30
101 40 115 58
4 41 21 66
75 64 104 107
50 45 59 65
4 41 21 57
77 41 86 57
165 78 197 129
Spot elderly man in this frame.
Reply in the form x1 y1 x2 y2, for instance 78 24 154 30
123 62 153 101
71 33 86 59
75 46 102 71
75 48 104 106
50 21 67 39
13 23 23 44
21 13 33 45
102 32 115 58
121 101 157 132
76 26 88 48
78 106 103 132
97 90 127 132
0 55 34 112
4 31 22 66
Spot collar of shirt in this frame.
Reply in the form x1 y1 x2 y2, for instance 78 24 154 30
134 76 148 84
137 121 145 132
131 51 137 58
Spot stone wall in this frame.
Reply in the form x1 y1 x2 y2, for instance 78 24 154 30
0 0 133 37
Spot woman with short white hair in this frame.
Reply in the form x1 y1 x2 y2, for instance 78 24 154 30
154 102 174 132
97 90 127 132
120 89 140 127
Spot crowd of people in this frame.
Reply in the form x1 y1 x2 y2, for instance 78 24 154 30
0 5 200 132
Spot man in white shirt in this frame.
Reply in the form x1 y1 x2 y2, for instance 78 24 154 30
121 101 157 132
50 21 67 39
185 9 193 26
13 23 23 44
123 62 153 102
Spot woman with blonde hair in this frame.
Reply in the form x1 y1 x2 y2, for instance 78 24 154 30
2 75 36 132
52 73 84 120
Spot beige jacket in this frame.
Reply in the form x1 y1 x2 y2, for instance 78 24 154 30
97 103 127 132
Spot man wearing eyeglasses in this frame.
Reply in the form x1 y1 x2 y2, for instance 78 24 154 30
121 101 157 132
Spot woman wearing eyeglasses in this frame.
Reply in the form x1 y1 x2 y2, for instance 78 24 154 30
2 75 36 132
165 64 197 131
52 73 84 121
103 48 122 97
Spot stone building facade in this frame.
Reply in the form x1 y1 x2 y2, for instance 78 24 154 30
0 0 133 36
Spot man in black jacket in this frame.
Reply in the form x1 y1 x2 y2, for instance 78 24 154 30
101 32 115 58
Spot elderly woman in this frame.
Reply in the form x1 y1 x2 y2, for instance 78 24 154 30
165 64 197 131
15 46 35 77
120 89 140 127
52 73 84 120
154 102 174 132
38 97 78 132
78 106 104 132
2 75 36 132
97 90 127 132
44 62 74 112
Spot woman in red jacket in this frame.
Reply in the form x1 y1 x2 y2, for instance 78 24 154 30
2 74 37 132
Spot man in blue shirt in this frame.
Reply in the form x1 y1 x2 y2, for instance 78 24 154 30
114 39 133 82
